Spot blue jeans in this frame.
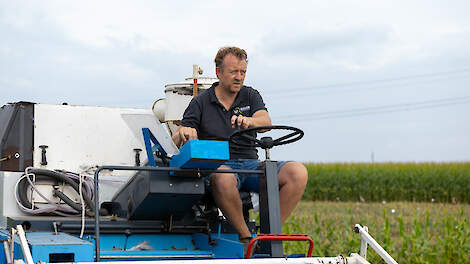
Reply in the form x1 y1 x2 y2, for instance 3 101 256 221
206 159 287 192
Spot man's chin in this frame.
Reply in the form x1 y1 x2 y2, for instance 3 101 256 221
231 84 242 90
230 86 241 93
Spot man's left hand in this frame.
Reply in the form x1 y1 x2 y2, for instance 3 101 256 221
231 115 252 129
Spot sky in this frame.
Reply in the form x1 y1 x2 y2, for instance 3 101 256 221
1 0 469 163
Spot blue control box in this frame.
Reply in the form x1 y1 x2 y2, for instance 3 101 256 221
26 232 94 263
170 140 229 169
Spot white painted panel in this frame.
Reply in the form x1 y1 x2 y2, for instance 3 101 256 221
33 104 153 176
2 172 26 218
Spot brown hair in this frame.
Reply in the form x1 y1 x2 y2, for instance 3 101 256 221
214 46 248 69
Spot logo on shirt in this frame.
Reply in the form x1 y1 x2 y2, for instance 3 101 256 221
233 106 250 115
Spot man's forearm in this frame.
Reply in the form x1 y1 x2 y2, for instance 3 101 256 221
250 115 271 127
250 110 272 132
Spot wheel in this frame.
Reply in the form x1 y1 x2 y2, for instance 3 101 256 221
229 125 304 149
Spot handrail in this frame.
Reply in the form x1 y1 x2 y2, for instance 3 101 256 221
245 234 314 259
93 165 263 261
354 224 398 264
15 225 34 264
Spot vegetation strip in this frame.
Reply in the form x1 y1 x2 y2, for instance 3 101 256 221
302 162 470 203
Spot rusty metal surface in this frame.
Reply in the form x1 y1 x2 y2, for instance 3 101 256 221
0 102 34 172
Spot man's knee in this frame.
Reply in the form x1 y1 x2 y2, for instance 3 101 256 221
211 166 238 193
279 161 308 187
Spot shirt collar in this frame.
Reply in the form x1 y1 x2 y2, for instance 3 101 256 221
209 81 246 109
209 82 219 104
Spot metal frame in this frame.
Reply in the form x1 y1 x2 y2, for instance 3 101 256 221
245 234 314 259
15 225 34 264
142 128 166 167
354 224 398 264
258 160 283 257
11 223 396 264
93 165 263 261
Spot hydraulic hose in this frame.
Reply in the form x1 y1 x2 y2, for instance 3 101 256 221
29 168 94 210
52 189 93 216
17 169 94 215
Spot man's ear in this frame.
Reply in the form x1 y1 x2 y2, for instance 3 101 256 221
215 67 221 79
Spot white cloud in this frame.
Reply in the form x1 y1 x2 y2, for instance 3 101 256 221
1 0 469 161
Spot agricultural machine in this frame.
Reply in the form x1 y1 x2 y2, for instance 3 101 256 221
0 67 398 264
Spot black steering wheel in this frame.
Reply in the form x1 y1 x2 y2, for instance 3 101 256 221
229 125 304 150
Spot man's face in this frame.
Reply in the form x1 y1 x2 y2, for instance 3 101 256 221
216 54 247 94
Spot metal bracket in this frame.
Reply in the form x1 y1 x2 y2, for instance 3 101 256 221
142 128 167 167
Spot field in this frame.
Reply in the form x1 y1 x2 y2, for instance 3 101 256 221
303 162 470 203
261 162 470 263
280 201 470 263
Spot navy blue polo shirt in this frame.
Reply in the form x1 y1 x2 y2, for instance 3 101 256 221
181 82 267 159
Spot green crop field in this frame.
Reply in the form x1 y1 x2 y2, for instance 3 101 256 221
302 162 470 203
276 201 470 263
252 162 470 263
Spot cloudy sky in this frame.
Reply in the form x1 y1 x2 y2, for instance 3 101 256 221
1 0 469 162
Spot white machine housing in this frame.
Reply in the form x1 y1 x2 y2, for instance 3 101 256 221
0 103 168 223
153 76 217 135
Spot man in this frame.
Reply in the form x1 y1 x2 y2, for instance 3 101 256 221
172 47 308 243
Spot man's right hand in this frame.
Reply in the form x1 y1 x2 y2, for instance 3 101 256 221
173 126 198 147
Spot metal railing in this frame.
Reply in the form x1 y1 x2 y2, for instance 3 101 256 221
93 165 264 261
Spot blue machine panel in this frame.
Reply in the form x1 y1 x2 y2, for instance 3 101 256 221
26 232 94 263
95 233 242 260
3 232 246 262
193 233 243 259
96 234 215 260
170 140 229 169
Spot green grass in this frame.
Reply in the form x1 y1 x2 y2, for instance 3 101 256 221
275 201 470 264
302 162 470 203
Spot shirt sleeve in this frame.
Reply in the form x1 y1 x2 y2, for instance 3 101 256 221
180 98 201 133
250 88 268 116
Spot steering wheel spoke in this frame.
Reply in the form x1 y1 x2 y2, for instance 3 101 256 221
229 125 304 150
272 131 300 145
240 133 261 144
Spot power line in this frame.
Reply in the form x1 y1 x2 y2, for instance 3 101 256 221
273 95 470 122
264 75 470 99
277 95 470 118
264 68 470 96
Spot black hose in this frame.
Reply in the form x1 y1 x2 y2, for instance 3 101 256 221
29 168 95 211
17 174 78 215
17 169 94 215
52 189 93 216
56 170 93 199
53 189 82 211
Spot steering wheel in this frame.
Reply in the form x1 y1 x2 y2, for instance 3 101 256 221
229 125 304 150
